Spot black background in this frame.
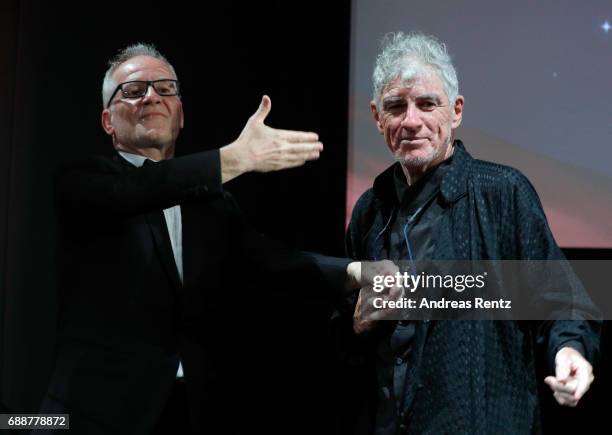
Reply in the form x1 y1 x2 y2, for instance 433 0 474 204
0 1 609 433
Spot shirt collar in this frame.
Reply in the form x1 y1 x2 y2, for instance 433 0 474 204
117 151 158 168
373 140 472 208
393 156 451 214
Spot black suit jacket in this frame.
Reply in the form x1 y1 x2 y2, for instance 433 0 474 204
43 151 341 434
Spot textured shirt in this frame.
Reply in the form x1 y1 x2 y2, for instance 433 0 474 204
375 159 450 435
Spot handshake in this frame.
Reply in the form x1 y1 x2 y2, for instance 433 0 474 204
346 260 403 334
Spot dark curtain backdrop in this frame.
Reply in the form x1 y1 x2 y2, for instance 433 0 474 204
0 0 351 413
0 1 609 433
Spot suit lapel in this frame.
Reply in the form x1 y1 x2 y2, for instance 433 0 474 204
113 152 183 295
181 202 207 291
181 201 228 291
146 210 183 295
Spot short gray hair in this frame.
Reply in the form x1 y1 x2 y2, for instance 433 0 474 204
101 43 177 108
372 32 459 109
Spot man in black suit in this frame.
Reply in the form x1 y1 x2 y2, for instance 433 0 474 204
38 43 350 434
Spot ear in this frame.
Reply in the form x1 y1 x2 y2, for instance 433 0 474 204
179 101 184 129
370 100 384 134
451 95 464 129
101 109 114 136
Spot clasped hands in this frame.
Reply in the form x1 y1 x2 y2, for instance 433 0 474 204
346 260 404 333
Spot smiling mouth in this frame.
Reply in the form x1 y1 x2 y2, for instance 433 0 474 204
400 138 428 146
141 113 166 119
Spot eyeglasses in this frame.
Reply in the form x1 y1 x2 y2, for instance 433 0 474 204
106 79 180 108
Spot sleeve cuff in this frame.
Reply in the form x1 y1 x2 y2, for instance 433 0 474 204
171 149 223 198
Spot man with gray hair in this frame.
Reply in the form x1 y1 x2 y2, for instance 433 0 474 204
38 43 352 434
346 32 600 434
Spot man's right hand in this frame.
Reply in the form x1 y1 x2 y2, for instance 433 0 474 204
220 95 323 183
353 289 377 334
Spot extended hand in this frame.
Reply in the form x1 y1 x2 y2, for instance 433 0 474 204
544 346 594 407
220 96 323 182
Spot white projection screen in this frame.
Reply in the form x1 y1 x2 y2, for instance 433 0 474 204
347 0 612 247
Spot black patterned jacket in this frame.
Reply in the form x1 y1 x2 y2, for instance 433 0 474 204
344 140 601 435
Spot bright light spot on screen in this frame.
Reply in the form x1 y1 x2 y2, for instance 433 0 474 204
602 20 611 33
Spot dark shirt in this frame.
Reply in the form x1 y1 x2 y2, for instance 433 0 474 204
375 158 451 435
387 159 450 261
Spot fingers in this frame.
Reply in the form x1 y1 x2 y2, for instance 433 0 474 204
544 376 555 389
553 391 579 407
545 376 576 394
358 282 404 323
251 145 322 172
388 284 405 299
279 146 321 165
545 376 579 406
353 317 376 334
273 159 310 170
545 370 593 407
250 95 272 123
575 373 594 399
274 129 319 143
353 290 377 334
574 366 594 400
360 260 400 289
276 141 323 153
284 142 324 159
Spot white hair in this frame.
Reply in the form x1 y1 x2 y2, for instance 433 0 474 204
372 32 459 109
101 43 177 108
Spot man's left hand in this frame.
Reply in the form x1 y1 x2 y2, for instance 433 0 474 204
544 346 594 407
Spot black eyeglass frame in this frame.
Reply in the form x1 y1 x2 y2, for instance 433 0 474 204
106 79 180 108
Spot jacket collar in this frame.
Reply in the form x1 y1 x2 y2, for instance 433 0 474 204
440 140 471 203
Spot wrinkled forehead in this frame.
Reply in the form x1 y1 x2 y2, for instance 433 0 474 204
112 55 176 83
381 70 446 100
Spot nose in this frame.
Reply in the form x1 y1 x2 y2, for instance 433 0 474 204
142 83 162 104
400 104 422 131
